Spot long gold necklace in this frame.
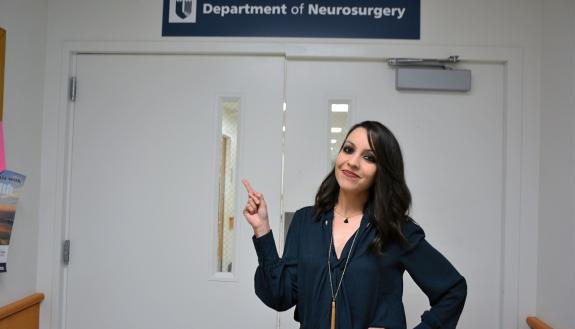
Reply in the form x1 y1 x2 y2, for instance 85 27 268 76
328 224 360 329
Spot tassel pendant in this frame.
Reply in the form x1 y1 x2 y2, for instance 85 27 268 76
330 300 336 329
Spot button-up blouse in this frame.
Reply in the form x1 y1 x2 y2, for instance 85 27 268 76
252 206 467 329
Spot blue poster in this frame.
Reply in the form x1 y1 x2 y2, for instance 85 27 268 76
162 0 420 39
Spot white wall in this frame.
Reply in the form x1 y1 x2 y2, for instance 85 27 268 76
35 2 541 328
4 0 573 328
538 0 575 328
0 0 46 306
36 0 542 328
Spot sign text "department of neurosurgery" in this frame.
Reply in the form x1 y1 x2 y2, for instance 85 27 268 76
202 3 406 20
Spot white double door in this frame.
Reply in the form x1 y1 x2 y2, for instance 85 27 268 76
64 54 506 329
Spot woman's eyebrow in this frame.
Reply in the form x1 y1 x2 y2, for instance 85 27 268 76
344 140 374 153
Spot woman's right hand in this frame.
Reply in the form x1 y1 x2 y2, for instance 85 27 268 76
242 179 271 238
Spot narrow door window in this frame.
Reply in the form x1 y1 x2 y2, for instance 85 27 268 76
217 98 240 273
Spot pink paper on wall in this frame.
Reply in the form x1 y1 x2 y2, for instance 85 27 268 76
0 123 5 172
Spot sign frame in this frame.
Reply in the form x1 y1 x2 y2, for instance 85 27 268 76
162 0 420 39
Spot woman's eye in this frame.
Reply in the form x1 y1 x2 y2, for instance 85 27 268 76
342 146 354 154
363 154 376 162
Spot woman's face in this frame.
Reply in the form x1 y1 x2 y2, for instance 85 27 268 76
335 127 378 195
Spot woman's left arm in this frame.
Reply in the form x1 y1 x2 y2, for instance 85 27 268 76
399 226 467 329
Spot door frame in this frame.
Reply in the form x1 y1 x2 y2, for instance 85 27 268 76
37 41 529 329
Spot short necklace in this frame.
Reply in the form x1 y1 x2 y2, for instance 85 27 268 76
328 225 360 329
334 207 362 224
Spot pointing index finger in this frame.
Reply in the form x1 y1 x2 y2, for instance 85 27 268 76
242 179 255 194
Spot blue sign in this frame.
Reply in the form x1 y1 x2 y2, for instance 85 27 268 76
162 0 420 39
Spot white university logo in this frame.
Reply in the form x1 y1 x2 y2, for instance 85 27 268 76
169 0 197 23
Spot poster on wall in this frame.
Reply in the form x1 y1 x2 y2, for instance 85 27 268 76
162 0 420 39
0 170 26 273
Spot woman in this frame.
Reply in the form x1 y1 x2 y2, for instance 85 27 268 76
243 121 467 329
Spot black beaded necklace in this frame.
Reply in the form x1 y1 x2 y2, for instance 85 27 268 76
333 208 362 224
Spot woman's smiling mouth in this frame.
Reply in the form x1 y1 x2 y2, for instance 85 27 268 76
342 170 360 179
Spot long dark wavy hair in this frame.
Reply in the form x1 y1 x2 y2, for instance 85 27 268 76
313 121 413 253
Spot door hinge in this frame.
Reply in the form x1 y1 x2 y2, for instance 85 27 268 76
63 240 71 265
69 77 77 102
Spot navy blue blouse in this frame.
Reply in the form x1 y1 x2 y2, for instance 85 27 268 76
252 206 467 329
